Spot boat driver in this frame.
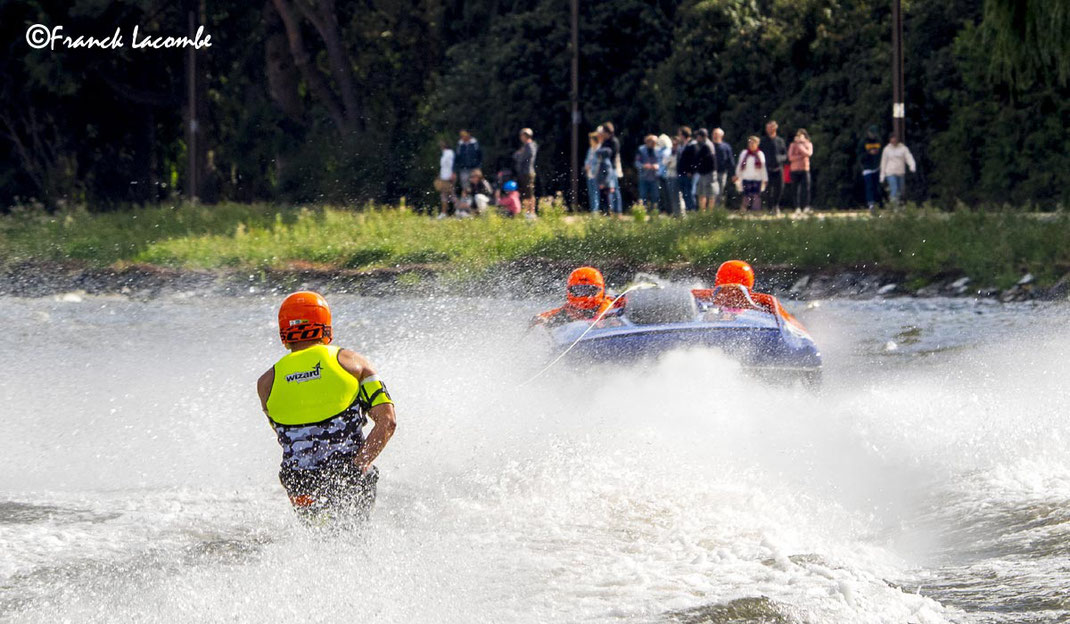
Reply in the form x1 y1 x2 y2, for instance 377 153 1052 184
256 291 397 524
532 266 623 327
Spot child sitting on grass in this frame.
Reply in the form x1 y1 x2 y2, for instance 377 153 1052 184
498 179 521 217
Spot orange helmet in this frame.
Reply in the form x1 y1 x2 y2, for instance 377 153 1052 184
714 260 755 289
566 266 606 310
278 291 333 345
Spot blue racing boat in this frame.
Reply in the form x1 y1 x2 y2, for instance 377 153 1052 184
543 284 822 385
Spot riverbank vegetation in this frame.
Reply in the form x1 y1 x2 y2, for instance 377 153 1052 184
2 203 1068 290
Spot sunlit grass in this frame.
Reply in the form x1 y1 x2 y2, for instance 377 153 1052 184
1 202 1067 289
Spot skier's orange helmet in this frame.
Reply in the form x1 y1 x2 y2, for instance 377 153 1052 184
714 260 755 289
278 291 333 345
566 266 606 310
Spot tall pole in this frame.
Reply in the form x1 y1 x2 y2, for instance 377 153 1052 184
569 0 579 210
891 0 905 142
186 8 198 202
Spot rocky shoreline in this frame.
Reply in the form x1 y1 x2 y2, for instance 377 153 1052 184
1 260 1067 302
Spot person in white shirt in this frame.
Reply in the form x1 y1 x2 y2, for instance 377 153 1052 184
879 134 916 207
435 141 456 218
734 136 768 213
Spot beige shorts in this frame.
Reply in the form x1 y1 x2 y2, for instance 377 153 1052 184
433 178 453 194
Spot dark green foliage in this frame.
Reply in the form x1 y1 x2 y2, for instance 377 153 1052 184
0 0 1067 209
982 0 1070 88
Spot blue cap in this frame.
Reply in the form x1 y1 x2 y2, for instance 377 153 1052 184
504 180 518 192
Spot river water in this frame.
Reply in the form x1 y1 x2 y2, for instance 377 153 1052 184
0 292 1067 623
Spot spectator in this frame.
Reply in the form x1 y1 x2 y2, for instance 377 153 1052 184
664 135 682 217
513 128 538 219
454 130 483 193
858 125 882 211
693 128 717 211
435 140 455 219
596 136 620 216
788 128 813 214
676 126 698 212
879 134 916 208
457 169 494 216
735 135 768 213
635 135 661 212
656 134 673 215
499 179 521 217
711 128 734 208
759 120 788 216
584 131 602 214
599 122 623 214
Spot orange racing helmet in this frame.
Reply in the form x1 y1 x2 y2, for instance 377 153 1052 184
278 291 333 345
714 260 755 289
566 266 606 310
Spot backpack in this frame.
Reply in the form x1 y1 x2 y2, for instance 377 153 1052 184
695 142 715 174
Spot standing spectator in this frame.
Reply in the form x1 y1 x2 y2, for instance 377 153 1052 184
693 128 717 211
584 131 602 214
599 122 623 214
435 140 455 218
656 134 673 215
454 130 483 194
858 125 882 211
664 135 682 217
735 136 768 213
595 137 620 216
711 128 734 208
635 135 661 212
759 120 788 216
513 128 538 219
879 134 916 208
788 128 813 214
676 126 698 213
457 169 494 216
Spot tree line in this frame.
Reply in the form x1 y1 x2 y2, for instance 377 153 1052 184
1 0 1067 210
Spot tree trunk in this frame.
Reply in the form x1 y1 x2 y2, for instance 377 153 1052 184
294 0 362 132
265 30 304 120
271 0 348 134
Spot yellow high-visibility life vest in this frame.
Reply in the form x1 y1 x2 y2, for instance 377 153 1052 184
266 344 361 426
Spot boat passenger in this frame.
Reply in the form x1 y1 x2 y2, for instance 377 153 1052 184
693 260 778 312
532 266 623 327
256 291 397 524
693 260 808 329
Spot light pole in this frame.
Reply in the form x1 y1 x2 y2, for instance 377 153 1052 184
891 0 905 142
569 0 579 210
187 8 198 201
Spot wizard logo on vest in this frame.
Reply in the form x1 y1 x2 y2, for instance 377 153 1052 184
285 362 322 384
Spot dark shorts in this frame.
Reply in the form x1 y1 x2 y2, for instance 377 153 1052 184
518 174 535 200
742 179 763 195
279 458 378 524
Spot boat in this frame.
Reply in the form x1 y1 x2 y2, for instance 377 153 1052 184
542 284 822 385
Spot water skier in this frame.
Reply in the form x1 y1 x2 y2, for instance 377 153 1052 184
256 291 396 524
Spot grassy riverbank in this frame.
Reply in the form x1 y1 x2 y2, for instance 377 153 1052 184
2 202 1068 289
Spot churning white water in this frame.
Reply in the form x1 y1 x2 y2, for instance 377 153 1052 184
1 293 1067 623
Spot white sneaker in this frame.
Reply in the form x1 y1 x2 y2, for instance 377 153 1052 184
524 212 537 220
436 212 447 220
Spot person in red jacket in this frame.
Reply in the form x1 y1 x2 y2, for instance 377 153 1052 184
533 266 622 327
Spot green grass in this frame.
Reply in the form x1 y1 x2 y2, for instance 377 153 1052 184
1 202 1068 289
